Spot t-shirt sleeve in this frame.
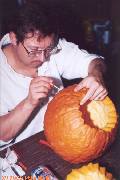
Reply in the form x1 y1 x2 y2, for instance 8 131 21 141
55 39 103 79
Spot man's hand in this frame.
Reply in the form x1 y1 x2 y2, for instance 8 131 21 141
0 76 54 141
74 76 108 105
26 76 53 107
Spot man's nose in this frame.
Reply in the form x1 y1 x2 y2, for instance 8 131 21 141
36 51 46 62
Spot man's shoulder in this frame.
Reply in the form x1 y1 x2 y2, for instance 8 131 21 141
58 38 79 56
0 47 5 66
0 34 11 66
59 38 77 48
0 34 11 47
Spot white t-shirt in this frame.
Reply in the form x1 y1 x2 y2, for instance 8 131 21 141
0 34 101 149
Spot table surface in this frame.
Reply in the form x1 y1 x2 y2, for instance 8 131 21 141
1 126 120 180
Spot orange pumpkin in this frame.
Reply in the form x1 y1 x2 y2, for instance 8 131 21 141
44 85 118 163
66 163 115 180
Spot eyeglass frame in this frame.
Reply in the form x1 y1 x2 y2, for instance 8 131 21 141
21 37 60 58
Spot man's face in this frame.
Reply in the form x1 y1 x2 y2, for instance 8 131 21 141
16 32 56 68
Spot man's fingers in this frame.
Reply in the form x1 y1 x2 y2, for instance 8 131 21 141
32 92 48 100
32 86 50 93
90 86 106 100
74 82 84 92
32 76 53 83
74 76 108 105
80 87 96 105
94 91 108 100
31 81 52 89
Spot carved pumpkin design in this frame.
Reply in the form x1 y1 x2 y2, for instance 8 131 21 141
66 163 115 180
44 85 118 163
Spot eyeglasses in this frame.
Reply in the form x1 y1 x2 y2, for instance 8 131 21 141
21 41 60 58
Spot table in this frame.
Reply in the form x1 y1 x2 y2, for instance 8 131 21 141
1 126 120 180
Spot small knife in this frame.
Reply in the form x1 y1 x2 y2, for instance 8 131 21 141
50 83 60 90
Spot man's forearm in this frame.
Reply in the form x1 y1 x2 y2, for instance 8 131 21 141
88 58 106 83
0 98 36 141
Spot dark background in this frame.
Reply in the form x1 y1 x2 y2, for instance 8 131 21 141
0 0 120 113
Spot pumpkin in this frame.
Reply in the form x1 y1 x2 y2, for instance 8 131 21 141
66 163 115 180
44 85 118 163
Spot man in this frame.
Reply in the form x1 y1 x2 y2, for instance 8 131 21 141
0 2 107 149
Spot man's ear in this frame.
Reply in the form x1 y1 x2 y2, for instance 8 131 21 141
9 32 18 45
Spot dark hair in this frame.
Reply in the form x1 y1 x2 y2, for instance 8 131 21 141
8 1 59 42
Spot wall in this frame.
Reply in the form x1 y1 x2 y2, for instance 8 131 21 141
1 0 119 111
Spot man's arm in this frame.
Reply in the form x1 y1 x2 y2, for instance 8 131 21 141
74 58 108 105
0 76 53 142
88 58 106 84
0 99 36 141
